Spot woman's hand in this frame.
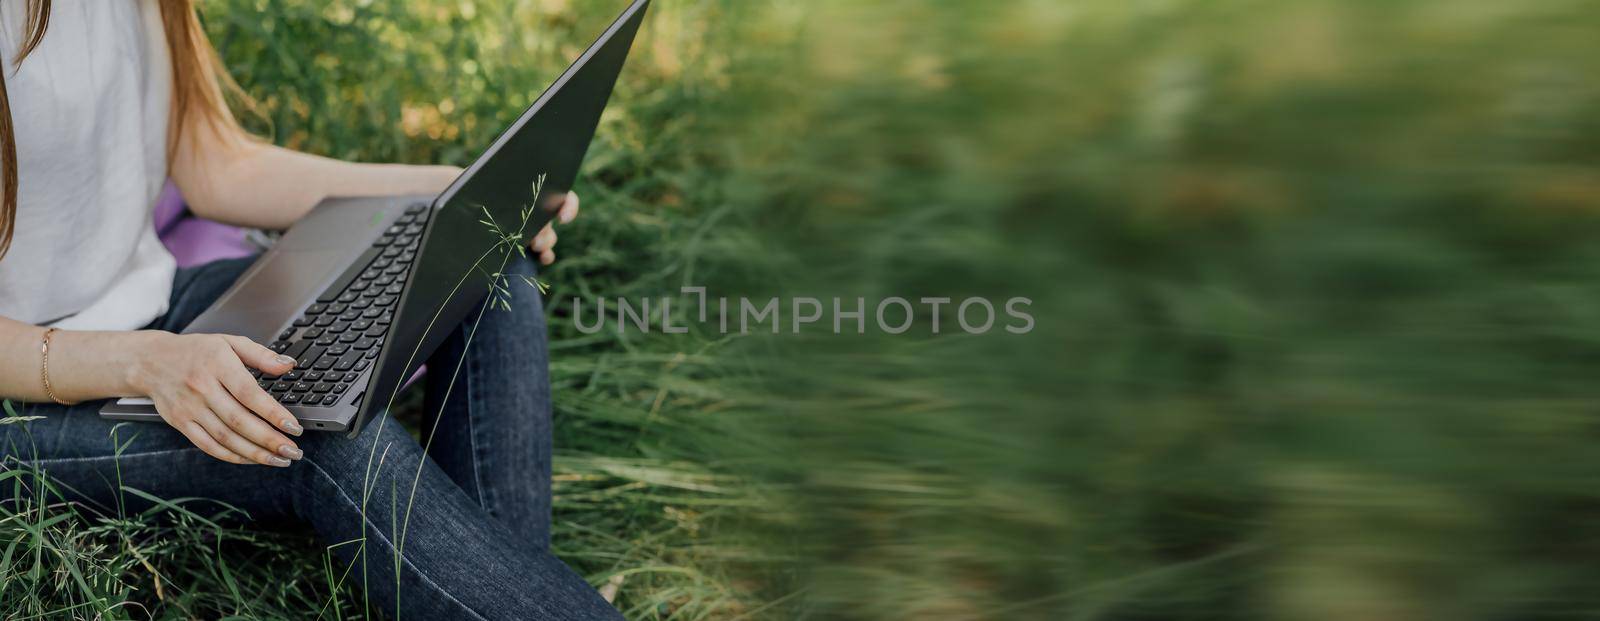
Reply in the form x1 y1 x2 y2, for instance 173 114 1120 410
128 333 305 467
529 191 580 265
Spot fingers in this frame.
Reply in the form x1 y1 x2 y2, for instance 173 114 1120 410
220 363 303 436
194 397 293 468
528 225 558 265
529 225 557 252
558 191 579 224
224 334 297 373
178 419 249 465
168 396 293 467
526 191 575 263
203 380 300 464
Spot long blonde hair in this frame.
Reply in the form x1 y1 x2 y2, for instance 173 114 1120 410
0 0 248 260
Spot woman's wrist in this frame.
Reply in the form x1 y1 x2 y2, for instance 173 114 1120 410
47 329 171 400
112 330 175 396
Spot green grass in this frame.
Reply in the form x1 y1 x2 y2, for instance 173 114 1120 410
10 0 1600 618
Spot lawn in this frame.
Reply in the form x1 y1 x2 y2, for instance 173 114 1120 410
7 0 1600 619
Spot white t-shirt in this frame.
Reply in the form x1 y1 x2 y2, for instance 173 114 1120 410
0 0 177 330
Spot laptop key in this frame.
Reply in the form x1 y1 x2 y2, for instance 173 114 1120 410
277 329 296 341
281 393 301 405
271 381 294 392
342 372 360 383
326 303 347 315
314 315 337 327
353 337 379 350
339 332 361 344
328 344 351 357
318 246 382 303
305 371 324 382
315 334 337 346
375 235 395 247
361 307 384 319
322 394 341 406
302 328 324 339
292 316 313 327
312 382 333 393
337 292 359 304
333 383 351 393
285 339 313 363
364 348 380 359
283 370 303 381
306 303 328 315
292 382 314 393
299 345 327 367
355 359 371 372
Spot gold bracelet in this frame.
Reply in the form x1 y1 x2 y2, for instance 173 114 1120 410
40 327 71 406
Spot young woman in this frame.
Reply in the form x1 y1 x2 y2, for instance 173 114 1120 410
0 2 619 618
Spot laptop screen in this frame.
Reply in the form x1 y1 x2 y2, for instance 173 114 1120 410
351 0 650 434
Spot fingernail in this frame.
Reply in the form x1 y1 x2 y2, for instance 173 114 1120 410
276 354 297 366
267 456 292 468
282 418 303 435
278 444 303 460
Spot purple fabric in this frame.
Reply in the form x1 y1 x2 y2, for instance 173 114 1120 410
154 181 258 268
152 182 186 234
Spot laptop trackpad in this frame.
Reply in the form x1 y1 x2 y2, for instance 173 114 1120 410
184 248 347 341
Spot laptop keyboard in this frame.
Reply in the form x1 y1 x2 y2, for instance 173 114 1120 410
249 202 430 407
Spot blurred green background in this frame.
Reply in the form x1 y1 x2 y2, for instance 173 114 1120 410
9 0 1600 618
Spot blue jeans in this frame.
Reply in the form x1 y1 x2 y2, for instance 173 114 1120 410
0 256 621 620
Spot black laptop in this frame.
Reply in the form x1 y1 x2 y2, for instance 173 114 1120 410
102 0 650 435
